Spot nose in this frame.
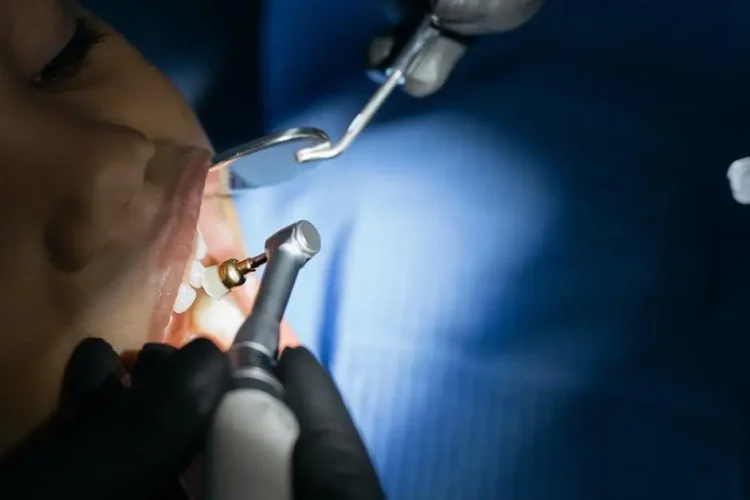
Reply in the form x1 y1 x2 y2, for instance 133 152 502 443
43 124 156 272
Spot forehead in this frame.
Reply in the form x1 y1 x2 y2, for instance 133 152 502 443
0 0 76 76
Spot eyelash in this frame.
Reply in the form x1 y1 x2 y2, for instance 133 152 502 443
32 17 105 89
28 18 242 200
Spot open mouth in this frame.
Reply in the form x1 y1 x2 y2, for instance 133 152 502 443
145 152 250 351
162 228 247 350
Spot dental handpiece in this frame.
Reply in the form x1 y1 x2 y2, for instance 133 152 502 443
205 221 321 500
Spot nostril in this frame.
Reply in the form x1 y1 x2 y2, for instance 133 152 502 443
88 131 155 211
74 129 160 247
91 163 141 214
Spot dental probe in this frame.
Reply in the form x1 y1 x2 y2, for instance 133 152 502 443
295 14 443 163
205 220 321 500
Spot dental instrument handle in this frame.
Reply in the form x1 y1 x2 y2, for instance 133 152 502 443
295 71 402 162
205 385 299 500
205 221 321 500
386 14 442 79
295 15 442 163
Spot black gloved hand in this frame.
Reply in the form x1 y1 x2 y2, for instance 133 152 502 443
276 346 386 500
0 337 230 500
368 0 544 97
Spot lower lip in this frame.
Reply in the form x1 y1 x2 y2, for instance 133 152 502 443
146 151 212 341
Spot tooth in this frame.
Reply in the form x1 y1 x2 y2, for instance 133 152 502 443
173 284 197 314
189 260 205 289
201 264 230 299
191 292 246 346
195 230 208 260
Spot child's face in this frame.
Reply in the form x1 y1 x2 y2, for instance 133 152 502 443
0 0 297 453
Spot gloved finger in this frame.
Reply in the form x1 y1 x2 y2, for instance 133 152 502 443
59 338 128 422
405 35 467 97
131 342 179 386
1 338 230 500
276 347 384 500
367 32 466 97
1 338 127 470
432 0 544 35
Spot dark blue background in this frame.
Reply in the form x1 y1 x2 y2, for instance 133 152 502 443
85 1 750 498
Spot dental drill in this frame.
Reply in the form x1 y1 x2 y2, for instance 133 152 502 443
202 254 267 300
203 220 321 500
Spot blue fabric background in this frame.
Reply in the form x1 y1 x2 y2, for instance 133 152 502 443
87 1 750 498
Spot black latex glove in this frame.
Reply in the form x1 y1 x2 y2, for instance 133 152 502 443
0 337 230 500
277 346 386 500
368 0 544 96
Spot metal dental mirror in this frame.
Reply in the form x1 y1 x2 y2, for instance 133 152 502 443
211 127 332 188
211 15 447 187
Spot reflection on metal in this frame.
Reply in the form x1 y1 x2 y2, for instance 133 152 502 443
211 128 331 188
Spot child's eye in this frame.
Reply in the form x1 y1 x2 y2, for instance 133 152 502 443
32 17 105 89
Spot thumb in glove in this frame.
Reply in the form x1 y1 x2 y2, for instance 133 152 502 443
276 346 384 500
367 0 543 97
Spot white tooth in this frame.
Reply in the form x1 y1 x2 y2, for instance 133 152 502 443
195 230 208 260
191 293 246 346
201 264 230 299
173 284 197 314
189 260 205 289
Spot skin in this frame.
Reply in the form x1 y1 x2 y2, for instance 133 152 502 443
0 0 298 453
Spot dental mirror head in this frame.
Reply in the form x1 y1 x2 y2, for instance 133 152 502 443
211 127 331 188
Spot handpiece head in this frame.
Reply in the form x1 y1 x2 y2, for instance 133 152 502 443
201 221 318 301
264 220 321 264
231 221 321 349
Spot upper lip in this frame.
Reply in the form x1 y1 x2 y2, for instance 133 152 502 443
146 148 213 340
